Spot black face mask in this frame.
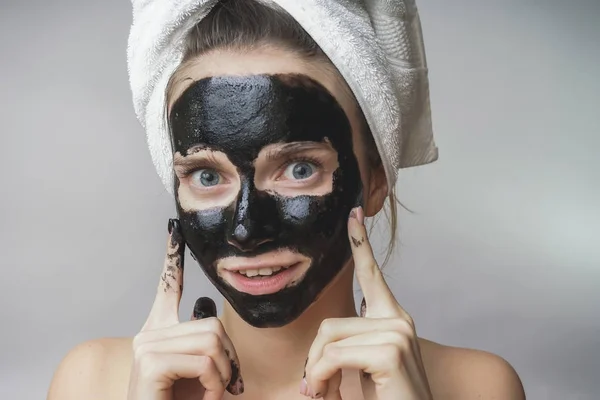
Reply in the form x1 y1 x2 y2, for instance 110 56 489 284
169 74 362 328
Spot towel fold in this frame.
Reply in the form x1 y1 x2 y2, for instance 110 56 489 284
127 0 438 195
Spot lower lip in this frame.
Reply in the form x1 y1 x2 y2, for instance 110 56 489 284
224 263 302 295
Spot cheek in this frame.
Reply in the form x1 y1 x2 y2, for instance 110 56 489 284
178 207 229 254
276 195 342 238
277 196 319 226
177 177 240 212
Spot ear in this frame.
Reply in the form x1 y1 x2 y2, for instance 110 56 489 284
364 163 388 217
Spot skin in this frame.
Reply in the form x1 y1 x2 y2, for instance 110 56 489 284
47 46 526 400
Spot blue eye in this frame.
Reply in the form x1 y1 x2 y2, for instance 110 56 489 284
192 169 220 187
284 162 315 180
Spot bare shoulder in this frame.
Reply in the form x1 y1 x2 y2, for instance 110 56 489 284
48 337 134 400
418 337 526 400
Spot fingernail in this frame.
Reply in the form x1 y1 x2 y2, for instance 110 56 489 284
193 297 217 319
299 378 310 397
303 357 308 378
227 372 244 395
360 297 367 317
168 218 183 248
349 208 357 220
349 207 365 226
356 206 365 225
168 218 175 234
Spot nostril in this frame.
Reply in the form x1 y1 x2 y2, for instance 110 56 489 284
228 223 255 251
227 222 274 252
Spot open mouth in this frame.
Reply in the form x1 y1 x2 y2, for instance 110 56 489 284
224 261 304 295
235 264 291 278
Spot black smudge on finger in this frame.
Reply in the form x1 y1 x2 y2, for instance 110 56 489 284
167 218 185 271
192 296 217 320
225 349 244 395
162 219 185 293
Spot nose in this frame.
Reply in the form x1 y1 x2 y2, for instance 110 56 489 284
228 224 272 251
226 179 276 252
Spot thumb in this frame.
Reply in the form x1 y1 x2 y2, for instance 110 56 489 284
191 297 217 321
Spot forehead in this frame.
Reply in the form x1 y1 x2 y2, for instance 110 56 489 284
167 47 357 121
169 74 351 155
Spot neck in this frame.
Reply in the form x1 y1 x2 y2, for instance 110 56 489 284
220 262 357 392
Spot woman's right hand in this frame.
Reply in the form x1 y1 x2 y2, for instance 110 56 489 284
127 219 244 400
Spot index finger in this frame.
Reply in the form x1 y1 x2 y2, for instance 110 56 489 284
142 218 186 330
348 207 397 316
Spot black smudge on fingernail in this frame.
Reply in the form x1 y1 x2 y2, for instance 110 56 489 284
193 297 217 320
349 209 357 220
168 219 183 248
360 297 367 317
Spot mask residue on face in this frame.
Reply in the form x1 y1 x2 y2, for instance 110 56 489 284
169 74 363 327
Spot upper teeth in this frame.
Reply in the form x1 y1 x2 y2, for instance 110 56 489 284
239 267 283 277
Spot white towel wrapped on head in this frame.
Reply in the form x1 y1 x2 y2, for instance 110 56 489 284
127 0 438 195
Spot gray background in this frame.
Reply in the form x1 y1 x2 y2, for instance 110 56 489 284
1 0 599 398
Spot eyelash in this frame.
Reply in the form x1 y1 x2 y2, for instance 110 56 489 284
177 162 221 178
177 155 324 179
277 155 323 175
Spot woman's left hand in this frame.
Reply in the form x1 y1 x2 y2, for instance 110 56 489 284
303 206 434 400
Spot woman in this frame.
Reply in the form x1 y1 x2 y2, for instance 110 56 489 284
48 0 525 399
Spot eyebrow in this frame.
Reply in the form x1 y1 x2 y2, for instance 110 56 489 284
263 141 332 161
173 149 220 168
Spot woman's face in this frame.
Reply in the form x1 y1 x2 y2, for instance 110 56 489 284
168 47 384 328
